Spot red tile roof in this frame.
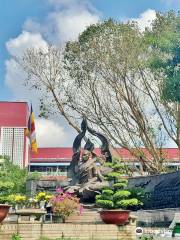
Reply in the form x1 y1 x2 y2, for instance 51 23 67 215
30 147 180 163
30 147 101 162
0 102 29 127
111 148 180 161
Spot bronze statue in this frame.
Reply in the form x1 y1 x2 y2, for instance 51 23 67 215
67 119 112 200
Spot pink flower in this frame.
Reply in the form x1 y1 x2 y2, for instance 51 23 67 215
56 187 63 194
79 205 84 215
65 192 72 197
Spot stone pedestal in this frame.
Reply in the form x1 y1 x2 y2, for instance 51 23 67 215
16 208 46 223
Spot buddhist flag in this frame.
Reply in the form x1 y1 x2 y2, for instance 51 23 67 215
26 104 38 153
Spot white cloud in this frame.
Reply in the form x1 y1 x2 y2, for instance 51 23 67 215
5 0 100 97
35 119 67 147
130 9 156 31
23 0 100 44
45 9 99 44
5 31 48 100
6 31 48 57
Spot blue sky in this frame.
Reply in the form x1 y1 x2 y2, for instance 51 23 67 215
0 0 48 99
0 0 179 147
0 0 179 100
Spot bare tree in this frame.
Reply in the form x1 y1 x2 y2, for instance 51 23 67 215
17 45 80 133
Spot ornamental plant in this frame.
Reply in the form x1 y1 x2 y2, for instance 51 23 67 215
35 192 47 202
14 195 26 204
50 188 83 222
7 194 27 208
35 192 53 202
0 181 14 203
0 156 28 204
96 179 141 210
96 163 142 210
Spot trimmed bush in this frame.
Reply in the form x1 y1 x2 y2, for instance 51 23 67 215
116 198 140 209
96 199 114 209
113 190 131 201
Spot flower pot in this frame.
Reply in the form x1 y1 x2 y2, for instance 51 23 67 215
99 209 130 225
0 204 11 223
39 201 46 209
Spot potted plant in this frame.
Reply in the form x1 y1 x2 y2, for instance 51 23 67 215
50 187 83 223
0 156 28 223
96 166 142 225
35 192 53 209
35 192 47 209
15 195 27 209
0 181 14 223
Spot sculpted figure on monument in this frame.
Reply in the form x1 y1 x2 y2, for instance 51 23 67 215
67 119 112 201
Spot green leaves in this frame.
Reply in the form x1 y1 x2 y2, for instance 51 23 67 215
162 75 180 102
96 199 114 209
113 190 131 201
146 11 180 103
106 172 122 181
116 198 140 208
102 189 114 196
0 157 28 199
113 182 127 189
0 181 14 191
95 173 143 209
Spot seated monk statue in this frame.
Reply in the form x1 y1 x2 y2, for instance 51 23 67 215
78 150 105 185
66 119 112 200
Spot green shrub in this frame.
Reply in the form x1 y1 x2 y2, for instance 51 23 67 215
113 190 131 200
0 157 28 195
113 182 127 189
0 196 9 204
127 187 146 202
96 199 114 209
104 162 114 168
116 198 140 209
0 181 14 191
102 189 114 196
11 233 22 240
96 160 144 210
106 172 121 181
0 171 7 177
27 171 41 181
112 163 125 171
96 175 143 210
117 179 128 184
95 195 102 200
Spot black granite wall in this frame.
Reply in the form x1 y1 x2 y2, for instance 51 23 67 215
128 171 180 209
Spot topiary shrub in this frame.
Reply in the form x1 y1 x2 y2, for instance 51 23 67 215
96 172 142 210
96 184 142 209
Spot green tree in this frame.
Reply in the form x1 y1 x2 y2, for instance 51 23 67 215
16 16 179 174
0 156 28 195
64 19 170 173
145 11 180 155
